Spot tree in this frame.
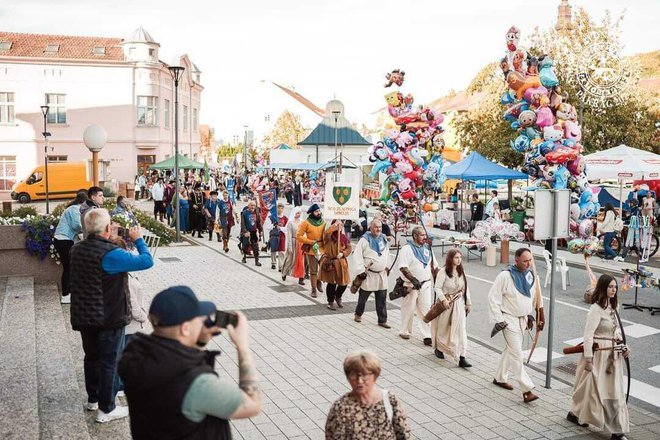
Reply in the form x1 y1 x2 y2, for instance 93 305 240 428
454 7 660 165
261 110 307 150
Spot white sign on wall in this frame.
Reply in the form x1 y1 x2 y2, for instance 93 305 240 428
324 177 360 220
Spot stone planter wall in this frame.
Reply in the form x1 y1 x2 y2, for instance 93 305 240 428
0 225 61 291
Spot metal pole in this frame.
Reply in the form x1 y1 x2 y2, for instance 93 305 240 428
334 116 338 182
545 191 557 388
43 114 50 214
243 128 248 175
174 77 181 243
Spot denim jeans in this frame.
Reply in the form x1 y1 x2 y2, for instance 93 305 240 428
80 327 125 413
355 289 388 323
603 232 618 259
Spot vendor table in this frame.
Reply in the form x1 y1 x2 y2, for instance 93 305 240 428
433 238 484 262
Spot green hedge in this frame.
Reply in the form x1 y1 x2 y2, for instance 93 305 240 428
103 198 174 246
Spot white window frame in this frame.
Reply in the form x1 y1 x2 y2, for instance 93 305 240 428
0 92 15 124
164 98 170 129
183 105 188 131
192 108 198 132
45 93 66 124
0 155 16 190
137 96 158 126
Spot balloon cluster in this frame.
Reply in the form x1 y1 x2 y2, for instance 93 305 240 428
472 218 525 243
370 70 447 221
566 218 599 256
499 26 597 221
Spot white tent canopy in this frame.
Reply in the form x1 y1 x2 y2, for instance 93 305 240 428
584 144 660 180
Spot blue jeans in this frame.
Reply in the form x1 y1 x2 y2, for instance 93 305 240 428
80 327 125 413
603 232 617 259
116 333 135 392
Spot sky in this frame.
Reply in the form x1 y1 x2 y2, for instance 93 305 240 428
1 0 658 143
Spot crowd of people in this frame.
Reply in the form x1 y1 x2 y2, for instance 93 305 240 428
50 176 633 440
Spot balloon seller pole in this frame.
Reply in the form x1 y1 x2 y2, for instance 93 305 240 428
545 190 557 389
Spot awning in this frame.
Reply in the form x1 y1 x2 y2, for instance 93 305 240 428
443 152 527 180
149 154 206 170
583 145 660 180
266 162 360 171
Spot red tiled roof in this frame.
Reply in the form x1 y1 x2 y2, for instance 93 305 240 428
0 31 124 61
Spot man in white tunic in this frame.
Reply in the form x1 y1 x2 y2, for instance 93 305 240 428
398 226 435 345
352 219 390 328
488 247 543 403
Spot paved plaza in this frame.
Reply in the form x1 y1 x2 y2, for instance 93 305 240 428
58 228 659 440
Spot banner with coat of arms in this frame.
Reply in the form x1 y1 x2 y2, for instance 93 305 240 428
324 178 359 220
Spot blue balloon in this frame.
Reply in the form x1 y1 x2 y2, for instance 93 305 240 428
369 159 391 178
511 135 530 153
539 56 559 88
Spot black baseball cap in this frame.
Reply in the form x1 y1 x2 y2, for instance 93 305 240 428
149 286 216 326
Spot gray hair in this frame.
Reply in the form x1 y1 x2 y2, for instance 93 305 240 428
412 226 425 237
369 219 382 228
85 208 111 235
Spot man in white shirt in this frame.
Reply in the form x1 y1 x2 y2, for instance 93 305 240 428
397 226 435 345
488 247 543 403
484 190 498 219
352 219 390 328
151 177 166 222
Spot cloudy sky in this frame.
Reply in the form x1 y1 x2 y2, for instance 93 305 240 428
1 0 658 142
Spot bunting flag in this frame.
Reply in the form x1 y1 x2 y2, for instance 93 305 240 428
258 189 278 224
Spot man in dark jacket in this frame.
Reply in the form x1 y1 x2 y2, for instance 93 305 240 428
240 200 262 266
469 194 484 231
70 208 153 423
118 286 262 440
80 185 104 237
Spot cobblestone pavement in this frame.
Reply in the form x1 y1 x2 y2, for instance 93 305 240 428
130 233 660 440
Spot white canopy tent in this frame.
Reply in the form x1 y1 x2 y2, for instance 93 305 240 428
584 145 660 209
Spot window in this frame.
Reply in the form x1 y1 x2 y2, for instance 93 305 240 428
92 46 105 55
148 48 155 56
192 108 198 131
0 92 15 124
45 44 60 53
45 94 66 124
164 99 170 128
137 96 158 126
129 47 135 56
0 42 11 50
0 156 16 190
47 155 67 162
183 105 188 131
27 171 43 185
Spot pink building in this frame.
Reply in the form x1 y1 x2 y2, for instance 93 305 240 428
0 26 203 193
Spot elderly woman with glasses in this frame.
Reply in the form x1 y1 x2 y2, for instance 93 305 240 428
325 351 410 440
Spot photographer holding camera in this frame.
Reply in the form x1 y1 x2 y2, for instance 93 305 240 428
118 286 262 440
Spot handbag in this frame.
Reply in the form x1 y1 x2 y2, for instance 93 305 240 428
423 291 461 323
321 256 335 273
388 277 411 301
350 272 368 294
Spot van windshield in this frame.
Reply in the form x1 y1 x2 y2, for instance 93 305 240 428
27 172 43 184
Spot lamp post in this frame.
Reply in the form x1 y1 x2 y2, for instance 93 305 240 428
243 125 248 176
40 105 51 213
83 125 107 188
331 110 340 181
169 65 185 243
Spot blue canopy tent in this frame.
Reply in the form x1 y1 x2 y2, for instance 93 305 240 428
266 162 358 171
443 152 528 228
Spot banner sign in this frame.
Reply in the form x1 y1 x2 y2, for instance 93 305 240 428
324 179 359 220
258 189 278 224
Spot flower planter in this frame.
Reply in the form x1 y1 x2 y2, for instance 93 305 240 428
0 225 62 291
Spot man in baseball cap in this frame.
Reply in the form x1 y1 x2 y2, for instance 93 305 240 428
118 286 262 439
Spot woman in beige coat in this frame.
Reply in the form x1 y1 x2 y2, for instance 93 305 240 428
431 249 472 368
567 274 630 440
319 219 352 310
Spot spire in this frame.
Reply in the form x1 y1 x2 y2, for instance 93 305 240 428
555 0 574 32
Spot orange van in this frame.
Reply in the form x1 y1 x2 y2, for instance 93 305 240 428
11 162 93 204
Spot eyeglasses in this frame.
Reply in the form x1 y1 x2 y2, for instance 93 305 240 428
348 372 375 381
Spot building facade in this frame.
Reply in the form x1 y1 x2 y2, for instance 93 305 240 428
0 26 203 192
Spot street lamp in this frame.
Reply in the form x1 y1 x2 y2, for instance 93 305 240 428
169 64 185 243
243 125 248 176
40 105 51 213
331 110 340 181
83 125 107 187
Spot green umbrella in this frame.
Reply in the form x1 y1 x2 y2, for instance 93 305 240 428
149 154 206 170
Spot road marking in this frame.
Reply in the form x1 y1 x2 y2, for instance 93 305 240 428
649 365 660 374
522 347 564 363
563 337 583 346
622 324 660 339
464 274 636 324
625 376 660 408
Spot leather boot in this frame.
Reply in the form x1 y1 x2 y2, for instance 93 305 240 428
523 391 539 403
458 356 472 368
208 232 213 241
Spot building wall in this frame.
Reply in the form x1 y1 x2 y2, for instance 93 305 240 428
0 56 202 189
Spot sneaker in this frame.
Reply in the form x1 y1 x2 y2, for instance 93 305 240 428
116 391 125 398
613 256 624 262
378 322 391 329
271 264 276 270
60 294 71 304
96 406 129 423
354 315 362 323
85 401 99 411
